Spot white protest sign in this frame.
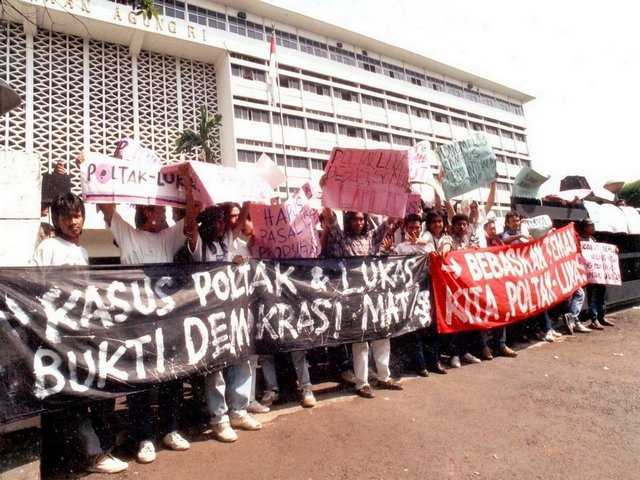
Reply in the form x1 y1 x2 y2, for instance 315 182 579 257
188 161 275 205
522 215 553 239
113 138 162 165
599 204 629 233
620 206 640 234
255 153 286 189
513 167 550 199
555 189 592 202
81 152 185 207
580 241 621 286
437 134 497 199
407 141 437 184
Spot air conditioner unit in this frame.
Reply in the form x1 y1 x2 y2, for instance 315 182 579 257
237 11 247 19
362 50 368 56
336 42 343 48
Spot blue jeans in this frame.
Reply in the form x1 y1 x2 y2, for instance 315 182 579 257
587 284 606 321
261 351 311 391
568 288 585 318
128 381 182 441
205 360 252 424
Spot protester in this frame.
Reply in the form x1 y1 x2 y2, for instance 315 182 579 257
92 162 192 463
33 193 128 474
447 214 484 367
579 219 615 329
563 288 592 334
469 180 496 248
322 208 402 398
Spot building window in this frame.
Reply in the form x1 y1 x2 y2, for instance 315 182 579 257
310 158 326 170
280 76 300 89
335 88 357 102
485 125 499 135
273 114 304 129
445 82 464 97
234 106 270 123
276 154 309 169
154 0 185 19
392 135 412 146
232 65 266 82
307 119 335 133
268 29 298 50
362 95 384 108
367 130 389 142
515 133 526 142
303 81 329 96
237 150 261 163
339 125 364 138
356 53 381 74
388 101 408 114
470 122 483 131
382 62 406 81
299 37 329 58
328 46 356 66
412 107 429 119
451 117 466 128
433 113 448 123
428 76 445 92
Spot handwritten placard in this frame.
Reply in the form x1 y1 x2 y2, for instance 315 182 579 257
113 138 162 165
407 141 437 185
580 241 621 286
437 134 497 199
513 167 550 199
522 215 553 239
249 198 320 259
81 152 185 206
321 148 409 218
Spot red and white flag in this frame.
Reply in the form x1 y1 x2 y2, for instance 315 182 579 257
267 31 277 104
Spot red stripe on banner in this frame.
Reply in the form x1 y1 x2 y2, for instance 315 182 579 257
430 224 588 334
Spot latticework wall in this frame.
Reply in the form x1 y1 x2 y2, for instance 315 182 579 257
0 20 220 194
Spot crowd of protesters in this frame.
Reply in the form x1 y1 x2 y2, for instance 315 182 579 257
30 155 615 475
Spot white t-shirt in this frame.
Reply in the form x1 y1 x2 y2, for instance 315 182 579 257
470 210 488 248
32 237 89 266
110 212 186 265
420 231 453 254
190 230 250 263
395 241 429 255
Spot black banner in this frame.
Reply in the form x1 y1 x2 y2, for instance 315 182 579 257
0 255 430 425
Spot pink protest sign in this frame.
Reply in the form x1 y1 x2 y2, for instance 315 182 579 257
580 241 621 286
321 148 409 218
404 193 422 216
249 199 320 259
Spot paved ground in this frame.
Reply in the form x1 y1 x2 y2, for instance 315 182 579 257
89 308 640 480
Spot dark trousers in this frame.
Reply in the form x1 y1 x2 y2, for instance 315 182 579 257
128 381 182 442
415 328 441 370
586 284 606 321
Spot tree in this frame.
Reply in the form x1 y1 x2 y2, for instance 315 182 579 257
174 106 222 163
130 0 159 20
618 179 640 208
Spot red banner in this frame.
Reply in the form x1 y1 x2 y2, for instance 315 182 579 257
430 224 588 333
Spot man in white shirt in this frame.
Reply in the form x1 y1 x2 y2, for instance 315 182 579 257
96 200 190 463
394 214 429 255
34 193 128 475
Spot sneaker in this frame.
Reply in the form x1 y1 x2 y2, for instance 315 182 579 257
462 353 481 364
417 368 430 377
550 329 563 338
481 346 494 361
261 389 279 406
88 454 128 474
377 378 403 390
563 314 574 335
247 400 270 414
450 355 462 368
600 318 615 327
355 385 375 398
543 331 556 342
137 440 156 464
300 388 317 408
211 421 238 442
162 431 190 451
498 345 518 358
230 414 262 431
574 322 592 333
590 320 604 330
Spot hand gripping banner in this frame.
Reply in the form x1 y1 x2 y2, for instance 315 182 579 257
430 224 588 334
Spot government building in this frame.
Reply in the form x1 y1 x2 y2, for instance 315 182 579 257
1 0 534 255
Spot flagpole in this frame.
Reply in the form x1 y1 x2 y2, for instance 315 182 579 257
270 28 290 199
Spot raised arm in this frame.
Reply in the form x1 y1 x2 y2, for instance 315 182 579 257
484 180 496 214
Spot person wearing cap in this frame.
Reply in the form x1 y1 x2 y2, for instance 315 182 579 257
579 219 615 329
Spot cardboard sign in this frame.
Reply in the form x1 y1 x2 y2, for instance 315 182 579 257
113 138 162 165
620 206 640 234
522 215 553 239
404 193 423 216
437 134 497 199
81 152 185 207
513 167 550 199
580 241 622 286
583 201 629 233
322 148 409 218
431 224 587 333
407 141 437 185
249 198 320 259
